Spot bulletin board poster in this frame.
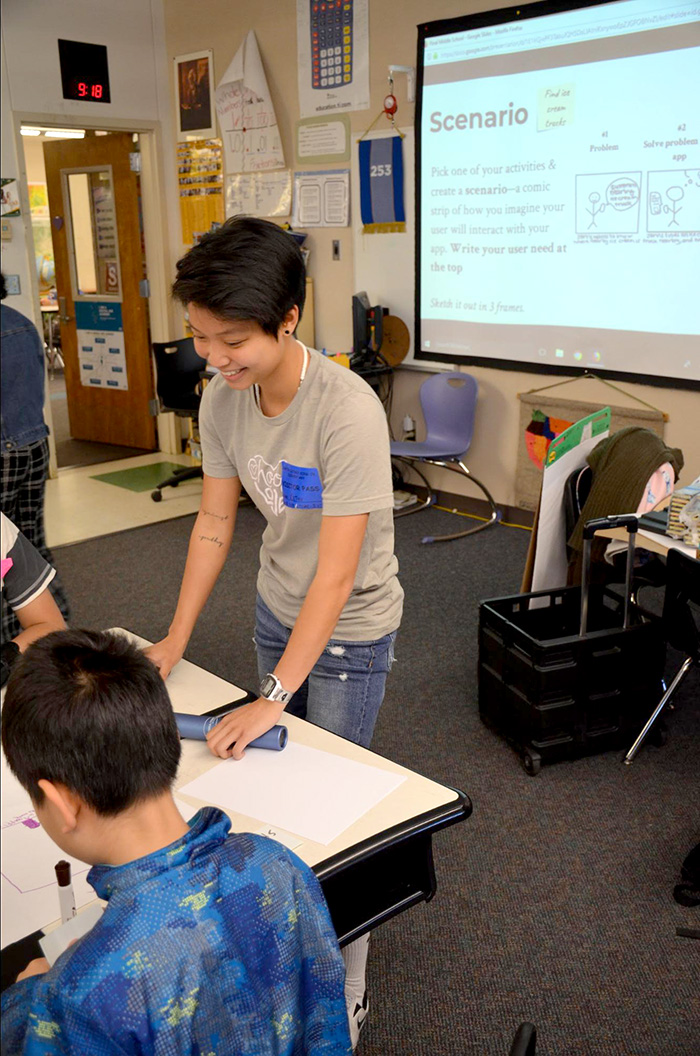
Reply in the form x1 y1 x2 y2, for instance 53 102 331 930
177 139 224 246
1 178 21 217
75 301 128 390
28 184 55 297
297 0 369 118
293 170 350 227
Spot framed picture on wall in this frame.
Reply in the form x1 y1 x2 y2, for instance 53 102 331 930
174 50 216 140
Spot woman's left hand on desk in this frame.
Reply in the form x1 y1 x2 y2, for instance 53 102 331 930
206 698 285 760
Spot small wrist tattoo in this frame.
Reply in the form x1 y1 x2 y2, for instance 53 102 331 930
199 534 223 548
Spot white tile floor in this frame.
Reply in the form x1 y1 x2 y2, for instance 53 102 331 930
46 453 203 547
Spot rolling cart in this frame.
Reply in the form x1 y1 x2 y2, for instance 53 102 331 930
478 515 665 774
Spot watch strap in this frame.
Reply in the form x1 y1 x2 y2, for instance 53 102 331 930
259 673 292 705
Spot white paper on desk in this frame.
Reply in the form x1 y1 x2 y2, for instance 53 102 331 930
1 753 94 947
40 902 104 966
179 741 406 846
532 408 611 596
216 31 285 174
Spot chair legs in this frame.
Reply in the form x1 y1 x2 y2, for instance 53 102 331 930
150 465 203 502
392 460 436 516
624 655 694 764
392 457 500 543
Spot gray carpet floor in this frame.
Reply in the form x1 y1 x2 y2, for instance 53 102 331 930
52 506 699 1056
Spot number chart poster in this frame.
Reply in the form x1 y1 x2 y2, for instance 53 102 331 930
297 0 369 118
75 301 129 390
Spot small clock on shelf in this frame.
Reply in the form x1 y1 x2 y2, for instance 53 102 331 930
58 39 111 104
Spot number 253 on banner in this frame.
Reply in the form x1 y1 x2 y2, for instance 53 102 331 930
359 136 405 234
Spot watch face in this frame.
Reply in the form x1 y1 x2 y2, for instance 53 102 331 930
260 674 277 697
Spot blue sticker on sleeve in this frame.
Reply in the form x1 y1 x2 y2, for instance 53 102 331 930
281 461 323 510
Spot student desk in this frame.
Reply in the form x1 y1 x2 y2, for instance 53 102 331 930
129 630 471 947
594 525 698 560
0 631 470 985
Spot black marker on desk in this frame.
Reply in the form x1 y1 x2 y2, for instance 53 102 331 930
55 860 76 924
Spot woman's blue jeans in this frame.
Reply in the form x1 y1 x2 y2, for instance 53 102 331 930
254 595 397 749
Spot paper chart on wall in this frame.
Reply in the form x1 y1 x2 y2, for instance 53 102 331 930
1 752 95 947
179 741 406 846
215 30 285 174
293 170 350 227
74 302 128 391
225 171 292 218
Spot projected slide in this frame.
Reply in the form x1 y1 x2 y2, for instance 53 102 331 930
418 0 700 385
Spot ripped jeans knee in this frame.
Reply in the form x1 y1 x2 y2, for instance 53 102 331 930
254 594 398 748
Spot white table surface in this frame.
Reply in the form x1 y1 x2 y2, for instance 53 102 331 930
117 630 459 870
1 631 461 944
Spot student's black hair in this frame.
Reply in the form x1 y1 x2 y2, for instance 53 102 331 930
1 629 181 815
0 272 7 300
172 215 306 336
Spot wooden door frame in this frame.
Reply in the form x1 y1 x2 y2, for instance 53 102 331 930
12 110 180 474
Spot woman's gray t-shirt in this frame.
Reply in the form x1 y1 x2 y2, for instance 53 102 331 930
199 346 403 641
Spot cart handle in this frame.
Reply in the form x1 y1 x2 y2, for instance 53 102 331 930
582 514 639 540
580 514 639 636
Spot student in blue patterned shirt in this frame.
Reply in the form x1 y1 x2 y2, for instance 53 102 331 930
1 628 351 1055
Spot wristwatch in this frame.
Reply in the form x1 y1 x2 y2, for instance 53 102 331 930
259 672 293 705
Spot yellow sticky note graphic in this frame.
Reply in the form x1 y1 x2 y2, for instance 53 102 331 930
537 84 575 132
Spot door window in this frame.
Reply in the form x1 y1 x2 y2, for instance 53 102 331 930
65 169 120 297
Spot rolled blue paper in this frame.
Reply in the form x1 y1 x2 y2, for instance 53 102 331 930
174 711 288 751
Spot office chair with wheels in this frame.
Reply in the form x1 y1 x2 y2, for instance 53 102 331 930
390 372 500 543
150 338 207 503
624 547 700 763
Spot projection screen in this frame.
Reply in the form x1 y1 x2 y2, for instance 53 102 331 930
415 0 700 388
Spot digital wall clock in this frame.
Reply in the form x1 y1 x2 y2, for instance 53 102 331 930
58 39 111 103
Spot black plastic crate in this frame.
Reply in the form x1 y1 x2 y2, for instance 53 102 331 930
478 585 665 774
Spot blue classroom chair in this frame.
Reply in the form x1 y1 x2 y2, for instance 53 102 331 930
390 371 500 543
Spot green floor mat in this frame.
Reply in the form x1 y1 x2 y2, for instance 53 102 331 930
90 462 198 492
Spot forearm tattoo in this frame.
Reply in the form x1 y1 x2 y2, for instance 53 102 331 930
198 534 224 548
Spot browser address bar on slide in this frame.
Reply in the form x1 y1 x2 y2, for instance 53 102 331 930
425 3 700 64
